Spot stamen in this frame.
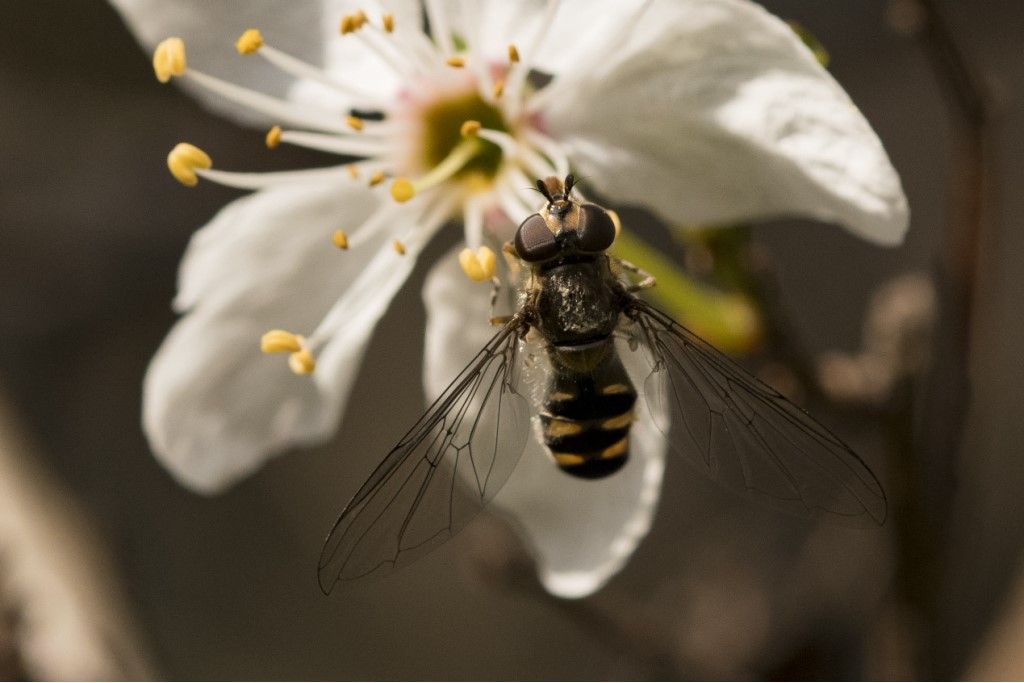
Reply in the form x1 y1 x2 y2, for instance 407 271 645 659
492 79 505 98
332 230 350 250
166 143 211 187
152 37 186 83
343 199 408 251
460 120 481 137
382 13 395 33
507 44 520 63
278 130 390 157
505 165 548 208
475 128 556 180
523 129 570 177
462 195 485 248
445 56 466 68
307 196 455 350
367 8 440 65
152 37 368 133
235 29 263 55
347 164 360 179
369 170 387 187
260 330 315 375
390 178 415 202
265 125 282 149
390 138 483 203
392 240 407 255
288 349 316 375
346 115 365 131
494 174 534 221
339 15 356 34
253 41 389 107
503 0 559 110
260 329 303 353
189 163 373 190
350 22 419 80
458 246 496 282
183 68 358 134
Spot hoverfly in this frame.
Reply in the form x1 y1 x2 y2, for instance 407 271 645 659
318 175 886 592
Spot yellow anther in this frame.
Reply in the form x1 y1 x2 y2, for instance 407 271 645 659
346 115 364 131
235 28 263 55
331 229 349 250
152 37 186 83
346 164 360 179
368 170 386 187
458 246 496 282
262 330 316 375
392 240 407 255
382 13 395 32
507 44 520 63
288 348 316 375
354 9 369 28
265 125 282 149
445 56 466 68
166 143 212 187
390 177 415 202
460 120 481 137
491 79 505 99
606 208 622 240
260 329 303 354
340 15 356 34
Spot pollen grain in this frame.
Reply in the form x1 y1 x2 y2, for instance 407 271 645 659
265 125 282 149
332 230 349 250
152 37 186 83
235 29 264 55
166 143 211 187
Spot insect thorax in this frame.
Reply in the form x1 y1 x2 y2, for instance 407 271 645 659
534 256 622 346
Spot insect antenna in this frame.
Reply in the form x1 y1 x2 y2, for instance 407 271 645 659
535 178 554 203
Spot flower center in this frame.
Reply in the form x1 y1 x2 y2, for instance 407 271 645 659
420 91 508 182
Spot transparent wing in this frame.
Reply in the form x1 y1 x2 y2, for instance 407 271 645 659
318 319 531 593
629 300 886 525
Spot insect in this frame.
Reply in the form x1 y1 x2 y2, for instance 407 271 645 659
317 175 887 593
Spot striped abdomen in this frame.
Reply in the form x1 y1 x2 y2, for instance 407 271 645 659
540 340 637 479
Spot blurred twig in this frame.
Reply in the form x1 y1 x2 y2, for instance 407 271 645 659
0 393 155 679
889 0 994 677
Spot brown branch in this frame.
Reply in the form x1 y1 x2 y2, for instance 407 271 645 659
0 395 156 679
889 0 994 677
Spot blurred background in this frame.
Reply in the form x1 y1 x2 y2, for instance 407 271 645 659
1 0 1022 678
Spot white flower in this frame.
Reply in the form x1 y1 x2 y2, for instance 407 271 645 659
113 0 908 598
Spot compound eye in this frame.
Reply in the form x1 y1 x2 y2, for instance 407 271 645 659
514 213 558 262
576 204 616 253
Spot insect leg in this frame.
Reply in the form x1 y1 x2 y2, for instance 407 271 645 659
502 241 520 279
489 276 512 326
614 256 657 292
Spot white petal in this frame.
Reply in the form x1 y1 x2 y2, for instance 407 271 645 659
175 181 374 313
145 181 401 492
541 0 909 245
110 0 325 123
422 248 667 598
